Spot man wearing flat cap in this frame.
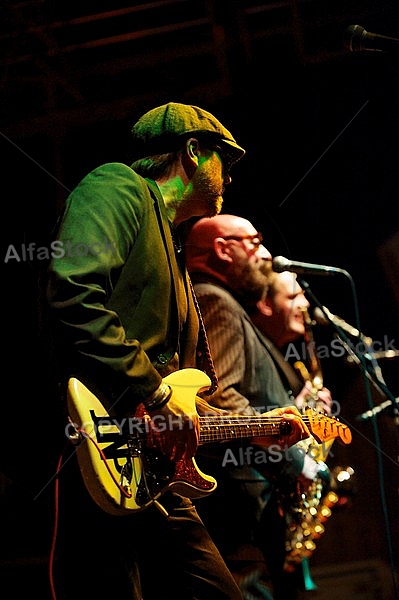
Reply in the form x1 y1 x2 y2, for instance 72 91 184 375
46 102 309 599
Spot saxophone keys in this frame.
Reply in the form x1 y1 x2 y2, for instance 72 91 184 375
303 540 316 554
319 505 332 521
301 524 312 537
312 523 325 538
325 490 339 507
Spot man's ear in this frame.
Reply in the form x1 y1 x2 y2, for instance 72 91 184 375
180 137 200 178
213 237 234 263
184 137 200 166
186 137 200 155
257 298 273 316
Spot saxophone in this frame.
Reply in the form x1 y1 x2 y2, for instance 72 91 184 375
281 307 339 581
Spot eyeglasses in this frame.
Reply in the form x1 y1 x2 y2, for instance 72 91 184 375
223 232 263 250
210 145 234 173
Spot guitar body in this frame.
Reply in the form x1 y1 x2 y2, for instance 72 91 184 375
67 368 216 516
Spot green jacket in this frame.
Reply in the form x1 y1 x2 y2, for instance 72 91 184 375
47 162 200 412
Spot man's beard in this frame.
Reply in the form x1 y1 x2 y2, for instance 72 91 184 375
233 258 273 304
193 160 224 216
210 195 223 216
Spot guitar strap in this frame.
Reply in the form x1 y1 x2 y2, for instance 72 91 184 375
188 277 218 396
146 184 182 369
150 183 218 394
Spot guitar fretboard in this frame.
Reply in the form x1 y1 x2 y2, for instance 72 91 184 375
198 413 352 445
199 416 290 444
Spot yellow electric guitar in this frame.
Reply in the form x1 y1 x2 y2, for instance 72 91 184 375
66 368 352 516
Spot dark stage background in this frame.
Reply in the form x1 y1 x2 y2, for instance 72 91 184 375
1 2 399 598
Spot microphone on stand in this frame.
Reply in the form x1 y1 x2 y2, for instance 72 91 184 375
272 256 347 276
356 399 397 421
313 307 398 419
344 24 399 54
313 306 373 346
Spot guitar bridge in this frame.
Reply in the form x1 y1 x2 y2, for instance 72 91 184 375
120 460 133 494
136 447 175 506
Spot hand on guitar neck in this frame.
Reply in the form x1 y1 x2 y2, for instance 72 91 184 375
255 405 311 449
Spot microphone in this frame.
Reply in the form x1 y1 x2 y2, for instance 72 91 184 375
356 399 396 421
344 24 399 54
313 306 372 346
272 256 345 276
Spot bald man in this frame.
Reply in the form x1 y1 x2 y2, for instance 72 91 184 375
185 215 331 600
185 214 278 414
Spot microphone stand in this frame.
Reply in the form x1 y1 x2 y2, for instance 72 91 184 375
297 278 399 419
339 339 399 421
298 277 399 599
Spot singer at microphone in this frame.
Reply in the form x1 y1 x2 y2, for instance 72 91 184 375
344 24 399 54
272 256 347 276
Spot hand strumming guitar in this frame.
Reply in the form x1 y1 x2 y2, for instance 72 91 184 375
146 387 200 462
147 388 232 462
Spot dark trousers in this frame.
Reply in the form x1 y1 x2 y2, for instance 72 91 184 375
256 491 304 600
53 456 242 600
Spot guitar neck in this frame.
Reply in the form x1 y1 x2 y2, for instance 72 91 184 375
198 412 352 446
199 415 289 444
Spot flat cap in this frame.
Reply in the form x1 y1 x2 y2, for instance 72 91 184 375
131 102 245 167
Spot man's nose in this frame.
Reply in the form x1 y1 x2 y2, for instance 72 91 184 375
257 244 272 260
223 173 232 185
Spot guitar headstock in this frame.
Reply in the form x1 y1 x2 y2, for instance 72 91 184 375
305 409 352 445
